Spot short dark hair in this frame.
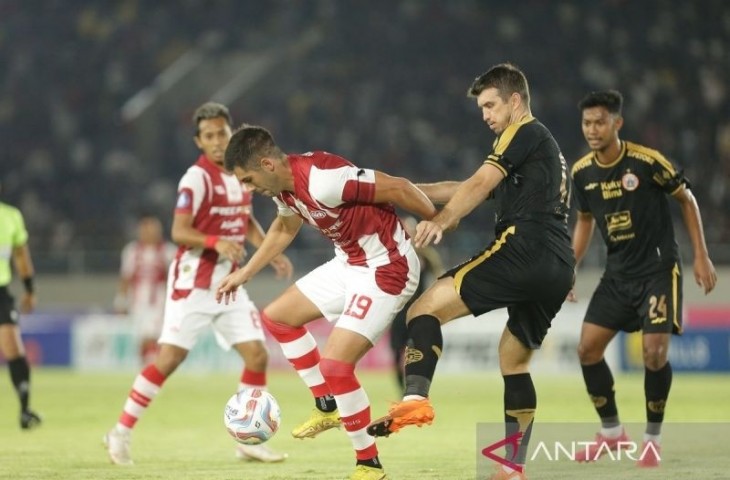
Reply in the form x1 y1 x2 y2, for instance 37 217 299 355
467 63 530 106
192 102 232 136
578 90 623 115
224 125 282 171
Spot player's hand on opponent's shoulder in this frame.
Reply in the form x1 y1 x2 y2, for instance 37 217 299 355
694 254 717 295
270 254 293 280
215 239 245 263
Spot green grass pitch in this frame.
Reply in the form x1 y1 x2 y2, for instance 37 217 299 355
0 369 728 479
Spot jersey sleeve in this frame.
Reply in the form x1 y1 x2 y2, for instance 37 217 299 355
570 172 590 213
175 169 206 216
649 153 688 194
11 208 29 247
484 122 539 177
309 165 376 208
272 197 296 216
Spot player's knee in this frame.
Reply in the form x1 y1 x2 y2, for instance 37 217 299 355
155 346 187 374
642 345 668 370
319 358 355 383
577 341 602 364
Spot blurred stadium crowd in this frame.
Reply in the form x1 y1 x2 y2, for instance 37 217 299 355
1 0 729 271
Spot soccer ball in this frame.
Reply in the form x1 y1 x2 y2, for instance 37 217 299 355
223 389 281 445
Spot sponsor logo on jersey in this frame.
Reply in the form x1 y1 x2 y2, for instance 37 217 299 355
310 210 327 219
176 191 191 208
622 172 639 191
584 182 599 191
221 218 245 230
601 180 623 199
210 206 244 215
605 210 632 235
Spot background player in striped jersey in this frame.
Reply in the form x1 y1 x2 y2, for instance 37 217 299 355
217 125 437 480
104 103 293 465
114 214 176 365
569 90 716 467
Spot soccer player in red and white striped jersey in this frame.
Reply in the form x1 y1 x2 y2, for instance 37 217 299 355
217 125 437 480
115 214 176 364
104 103 293 466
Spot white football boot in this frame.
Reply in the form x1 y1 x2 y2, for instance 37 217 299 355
235 444 288 463
103 427 133 465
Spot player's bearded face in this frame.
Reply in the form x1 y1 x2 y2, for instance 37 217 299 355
195 117 233 165
581 107 619 152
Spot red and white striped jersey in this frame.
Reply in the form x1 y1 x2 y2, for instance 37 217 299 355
120 241 176 313
273 151 412 293
170 155 252 296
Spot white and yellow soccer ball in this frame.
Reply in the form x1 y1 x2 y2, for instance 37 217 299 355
223 389 281 445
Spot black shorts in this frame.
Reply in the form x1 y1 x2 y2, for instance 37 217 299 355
444 227 574 349
584 264 683 335
0 287 19 326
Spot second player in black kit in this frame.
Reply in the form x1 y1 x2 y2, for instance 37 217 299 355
571 139 686 333
569 90 717 468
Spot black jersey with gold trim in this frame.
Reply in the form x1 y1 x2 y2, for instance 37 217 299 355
484 116 573 266
571 140 686 279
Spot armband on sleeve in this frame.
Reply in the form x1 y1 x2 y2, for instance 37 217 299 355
484 153 514 177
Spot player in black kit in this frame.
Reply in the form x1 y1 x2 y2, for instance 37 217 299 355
368 63 575 480
569 90 716 468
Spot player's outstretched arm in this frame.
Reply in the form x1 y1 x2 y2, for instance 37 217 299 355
372 171 438 220
413 163 503 248
415 181 462 205
216 214 302 304
673 187 717 294
247 214 293 280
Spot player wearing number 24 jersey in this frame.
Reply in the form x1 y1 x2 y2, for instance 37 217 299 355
217 125 437 480
569 90 716 468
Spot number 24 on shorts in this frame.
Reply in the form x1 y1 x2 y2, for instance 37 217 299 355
344 294 373 319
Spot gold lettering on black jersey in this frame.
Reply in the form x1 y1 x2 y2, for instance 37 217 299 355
605 211 631 234
605 211 635 242
600 180 623 199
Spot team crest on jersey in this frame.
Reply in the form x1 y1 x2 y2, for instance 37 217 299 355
310 210 327 219
214 185 226 195
176 191 191 208
621 172 639 191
